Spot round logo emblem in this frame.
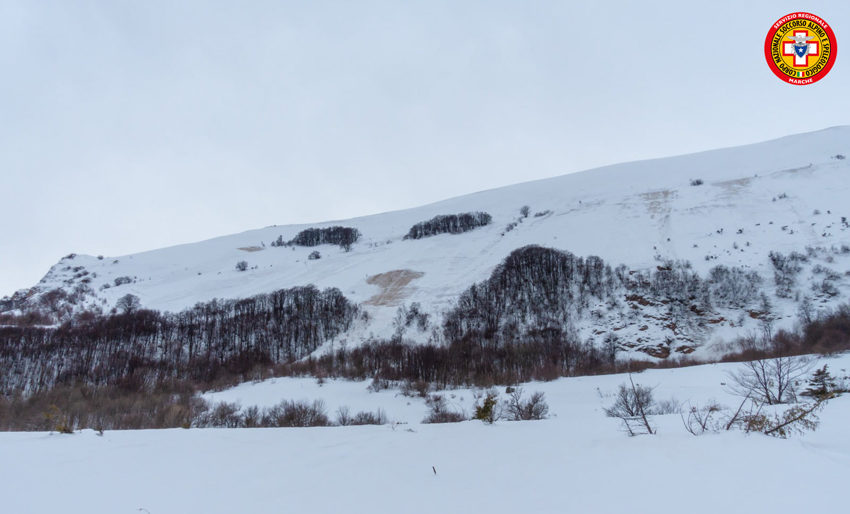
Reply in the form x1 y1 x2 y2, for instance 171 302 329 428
764 12 837 85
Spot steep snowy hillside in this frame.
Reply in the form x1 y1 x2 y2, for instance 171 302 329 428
4 127 850 359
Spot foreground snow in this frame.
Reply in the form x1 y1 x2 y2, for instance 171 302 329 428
2 354 849 513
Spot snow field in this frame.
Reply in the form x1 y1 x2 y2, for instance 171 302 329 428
2 353 849 514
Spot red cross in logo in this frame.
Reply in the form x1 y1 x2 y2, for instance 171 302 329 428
782 30 819 67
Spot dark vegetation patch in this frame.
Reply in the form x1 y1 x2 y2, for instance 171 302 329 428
0 385 389 431
0 285 358 394
271 226 360 251
404 212 492 240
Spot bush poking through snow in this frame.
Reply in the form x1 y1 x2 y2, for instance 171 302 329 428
504 388 549 421
473 390 500 423
113 276 132 287
681 401 725 435
260 399 330 427
235 260 249 272
423 394 466 424
802 365 839 401
740 401 823 438
336 406 388 426
605 376 655 435
195 402 243 428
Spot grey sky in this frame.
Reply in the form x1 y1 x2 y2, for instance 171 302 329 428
1 0 848 296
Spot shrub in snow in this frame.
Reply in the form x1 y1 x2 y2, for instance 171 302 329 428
768 251 802 298
422 394 466 424
681 401 725 435
604 377 655 435
706 265 762 308
194 402 243 428
113 276 132 287
308 250 321 260
690 178 704 186
400 379 431 398
262 399 330 427
739 402 823 438
336 406 388 426
473 390 500 423
802 365 839 401
404 212 492 240
504 388 549 421
393 303 430 338
235 260 248 272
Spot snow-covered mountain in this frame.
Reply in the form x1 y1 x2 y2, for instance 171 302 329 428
5 126 850 359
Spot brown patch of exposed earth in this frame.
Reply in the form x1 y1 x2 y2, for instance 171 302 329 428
238 246 264 252
365 270 425 306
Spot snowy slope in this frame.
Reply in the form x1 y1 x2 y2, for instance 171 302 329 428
2 352 849 514
8 127 850 354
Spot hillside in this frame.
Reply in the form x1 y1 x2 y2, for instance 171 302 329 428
3 127 850 361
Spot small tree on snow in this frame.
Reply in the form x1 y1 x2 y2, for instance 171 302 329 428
235 260 249 272
605 376 655 435
116 294 141 314
802 365 837 400
473 390 500 423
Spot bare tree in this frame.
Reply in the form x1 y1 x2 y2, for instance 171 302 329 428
604 375 655 435
116 294 141 314
728 356 810 405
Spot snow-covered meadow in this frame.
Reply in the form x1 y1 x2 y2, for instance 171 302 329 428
3 353 849 514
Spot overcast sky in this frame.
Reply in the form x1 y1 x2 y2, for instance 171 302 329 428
1 0 848 296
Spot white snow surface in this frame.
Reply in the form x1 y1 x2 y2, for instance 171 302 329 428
2 352 849 514
14 126 850 352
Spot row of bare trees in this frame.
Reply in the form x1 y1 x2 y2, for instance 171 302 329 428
0 285 358 393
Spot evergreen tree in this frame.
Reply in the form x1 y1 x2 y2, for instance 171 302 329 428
803 365 837 400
